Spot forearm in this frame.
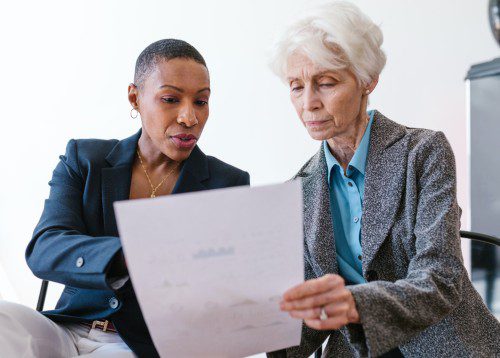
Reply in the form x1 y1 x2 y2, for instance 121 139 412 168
344 263 465 357
26 228 123 290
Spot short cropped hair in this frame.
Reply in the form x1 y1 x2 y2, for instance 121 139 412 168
270 1 386 85
134 39 207 87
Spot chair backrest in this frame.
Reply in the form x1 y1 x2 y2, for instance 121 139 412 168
459 230 500 246
36 280 49 312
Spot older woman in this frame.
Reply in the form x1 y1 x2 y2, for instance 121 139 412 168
269 2 500 357
0 39 249 357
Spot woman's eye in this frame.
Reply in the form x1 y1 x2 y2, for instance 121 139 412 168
161 97 179 103
195 100 208 106
319 83 335 88
291 86 303 92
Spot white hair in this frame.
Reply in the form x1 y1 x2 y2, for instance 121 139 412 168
270 1 386 85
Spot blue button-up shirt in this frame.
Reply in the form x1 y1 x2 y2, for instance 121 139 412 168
323 110 374 284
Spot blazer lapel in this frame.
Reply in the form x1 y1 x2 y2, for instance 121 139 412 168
361 111 409 272
172 146 209 194
101 134 210 236
102 130 141 236
300 147 338 278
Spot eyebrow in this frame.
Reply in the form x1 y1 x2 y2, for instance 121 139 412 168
158 84 211 93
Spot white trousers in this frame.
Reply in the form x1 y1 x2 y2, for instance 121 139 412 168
0 300 135 357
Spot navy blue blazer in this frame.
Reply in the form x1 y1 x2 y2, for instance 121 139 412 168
26 130 250 356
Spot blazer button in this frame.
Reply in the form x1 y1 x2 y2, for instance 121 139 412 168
75 257 84 268
366 270 378 282
109 297 119 309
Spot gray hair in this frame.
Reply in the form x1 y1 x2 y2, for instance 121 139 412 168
270 1 386 85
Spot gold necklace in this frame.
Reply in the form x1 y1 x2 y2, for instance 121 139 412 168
136 149 178 198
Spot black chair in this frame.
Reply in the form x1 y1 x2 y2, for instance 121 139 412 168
313 230 500 358
36 279 49 312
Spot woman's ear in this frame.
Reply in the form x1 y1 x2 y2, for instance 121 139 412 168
364 76 379 95
128 83 139 109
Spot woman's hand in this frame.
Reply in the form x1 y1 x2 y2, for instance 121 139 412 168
280 274 360 330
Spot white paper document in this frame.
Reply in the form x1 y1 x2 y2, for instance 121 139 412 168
114 181 304 357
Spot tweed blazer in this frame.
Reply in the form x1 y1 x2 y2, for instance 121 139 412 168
269 111 500 357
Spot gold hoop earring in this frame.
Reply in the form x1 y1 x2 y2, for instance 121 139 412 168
130 108 139 119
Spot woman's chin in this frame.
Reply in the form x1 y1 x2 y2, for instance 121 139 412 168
306 129 331 141
161 139 197 162
162 145 193 162
168 149 192 162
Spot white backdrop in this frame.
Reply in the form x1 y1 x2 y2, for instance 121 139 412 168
0 0 498 321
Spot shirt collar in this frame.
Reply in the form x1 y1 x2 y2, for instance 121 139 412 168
324 110 375 182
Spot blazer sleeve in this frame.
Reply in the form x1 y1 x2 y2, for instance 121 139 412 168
26 139 123 291
238 171 250 186
343 131 465 357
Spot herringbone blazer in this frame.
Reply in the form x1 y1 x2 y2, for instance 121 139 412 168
270 111 500 357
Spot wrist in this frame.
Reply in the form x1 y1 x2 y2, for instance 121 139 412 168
347 291 360 323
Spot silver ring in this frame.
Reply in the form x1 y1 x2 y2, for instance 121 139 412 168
319 307 328 321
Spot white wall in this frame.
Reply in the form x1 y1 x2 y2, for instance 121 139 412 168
0 0 498 311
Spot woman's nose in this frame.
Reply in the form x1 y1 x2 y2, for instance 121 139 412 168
177 104 198 127
303 87 321 112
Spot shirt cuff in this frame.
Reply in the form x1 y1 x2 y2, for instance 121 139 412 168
109 275 130 290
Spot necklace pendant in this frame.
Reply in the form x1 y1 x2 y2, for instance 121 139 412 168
151 193 156 198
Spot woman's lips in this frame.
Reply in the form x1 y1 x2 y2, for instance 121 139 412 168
170 134 198 149
305 120 329 128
